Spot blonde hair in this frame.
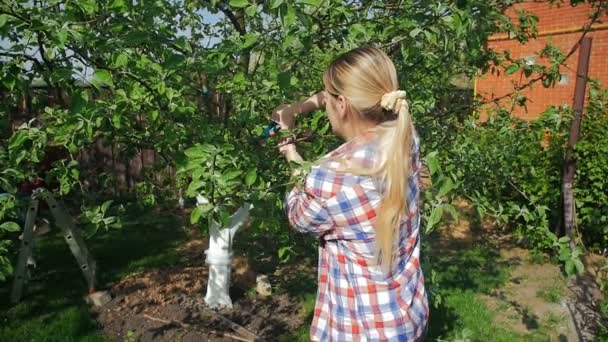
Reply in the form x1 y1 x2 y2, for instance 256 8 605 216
323 47 415 273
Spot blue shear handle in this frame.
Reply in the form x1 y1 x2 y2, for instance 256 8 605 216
262 121 281 138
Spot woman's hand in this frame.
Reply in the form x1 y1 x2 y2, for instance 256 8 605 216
279 141 303 163
271 104 297 130
280 141 305 179
271 92 326 130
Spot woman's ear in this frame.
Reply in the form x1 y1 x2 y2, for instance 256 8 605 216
336 95 348 119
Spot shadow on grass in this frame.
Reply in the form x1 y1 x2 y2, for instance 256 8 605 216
0 207 188 341
424 237 512 340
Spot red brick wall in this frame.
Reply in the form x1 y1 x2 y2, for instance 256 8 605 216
476 2 608 120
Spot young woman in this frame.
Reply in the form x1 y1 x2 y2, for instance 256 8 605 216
272 47 428 341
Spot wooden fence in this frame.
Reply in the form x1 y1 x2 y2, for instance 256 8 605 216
2 86 176 194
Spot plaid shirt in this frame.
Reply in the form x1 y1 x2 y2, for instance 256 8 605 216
286 131 428 341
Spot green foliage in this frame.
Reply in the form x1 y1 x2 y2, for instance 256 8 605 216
423 151 459 233
424 82 608 277
426 109 564 245
80 200 123 237
0 193 20 281
574 84 608 248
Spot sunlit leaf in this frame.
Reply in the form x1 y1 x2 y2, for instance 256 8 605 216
92 70 114 89
245 168 257 186
0 15 8 28
0 222 20 233
229 0 249 8
505 63 520 75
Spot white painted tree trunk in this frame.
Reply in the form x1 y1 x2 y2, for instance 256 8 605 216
197 195 252 309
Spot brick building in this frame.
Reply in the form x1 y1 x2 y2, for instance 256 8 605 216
475 2 608 120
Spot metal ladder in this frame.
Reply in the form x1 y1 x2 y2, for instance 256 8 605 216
10 188 97 303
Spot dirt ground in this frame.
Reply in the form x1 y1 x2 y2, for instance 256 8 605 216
436 200 604 341
93 236 309 342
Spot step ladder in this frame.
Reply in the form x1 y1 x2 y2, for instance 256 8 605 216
10 188 97 303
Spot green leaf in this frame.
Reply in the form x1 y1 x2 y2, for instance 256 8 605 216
245 4 257 16
114 52 129 68
79 0 98 14
278 246 292 261
0 14 8 28
426 152 440 175
186 180 205 197
270 0 283 8
56 29 68 47
110 0 127 11
574 259 585 274
278 71 291 90
409 28 422 38
565 260 575 277
101 200 113 213
185 145 213 159
229 0 249 8
112 114 121 128
437 178 455 198
240 33 258 49
219 209 231 227
427 206 443 231
8 131 29 152
191 206 204 224
298 0 323 6
222 170 242 182
245 168 257 186
505 63 520 75
0 222 20 232
445 204 458 220
92 69 114 89
281 4 297 27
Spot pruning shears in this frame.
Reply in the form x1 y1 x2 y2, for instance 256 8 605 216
261 121 281 139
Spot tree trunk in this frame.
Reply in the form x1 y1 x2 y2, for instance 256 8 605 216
560 37 592 250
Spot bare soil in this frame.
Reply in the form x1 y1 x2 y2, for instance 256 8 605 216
435 200 604 341
93 234 308 342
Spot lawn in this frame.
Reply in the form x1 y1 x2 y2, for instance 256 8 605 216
0 207 188 341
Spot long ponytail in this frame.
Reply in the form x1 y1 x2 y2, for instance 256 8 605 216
375 91 414 272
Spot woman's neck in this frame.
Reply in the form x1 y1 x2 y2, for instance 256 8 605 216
343 119 378 142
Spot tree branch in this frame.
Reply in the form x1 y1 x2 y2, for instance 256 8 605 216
480 1 606 105
217 4 246 35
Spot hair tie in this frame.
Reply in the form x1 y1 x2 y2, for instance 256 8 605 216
381 90 407 113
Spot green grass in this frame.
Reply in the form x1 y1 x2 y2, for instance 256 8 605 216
0 306 105 342
536 284 563 304
434 290 522 342
0 208 188 342
425 240 565 342
425 243 518 341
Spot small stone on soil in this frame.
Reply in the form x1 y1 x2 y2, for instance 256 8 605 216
86 291 112 307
